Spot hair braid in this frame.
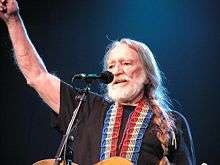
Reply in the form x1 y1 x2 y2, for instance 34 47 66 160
149 98 174 151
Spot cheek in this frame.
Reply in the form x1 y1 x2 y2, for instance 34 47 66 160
127 66 145 78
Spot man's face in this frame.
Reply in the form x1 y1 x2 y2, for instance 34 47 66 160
107 44 147 104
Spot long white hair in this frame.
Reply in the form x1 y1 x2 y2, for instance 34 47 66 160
103 38 176 155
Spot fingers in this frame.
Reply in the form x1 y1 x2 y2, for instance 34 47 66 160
0 0 7 12
0 0 7 6
1 0 6 4
0 5 6 12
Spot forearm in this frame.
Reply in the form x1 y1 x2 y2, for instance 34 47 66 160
6 14 47 85
1 0 61 113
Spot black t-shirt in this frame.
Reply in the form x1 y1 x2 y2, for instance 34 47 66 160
51 81 196 165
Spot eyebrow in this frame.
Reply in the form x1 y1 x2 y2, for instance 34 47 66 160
108 58 134 64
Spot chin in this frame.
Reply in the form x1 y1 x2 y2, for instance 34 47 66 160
107 84 143 103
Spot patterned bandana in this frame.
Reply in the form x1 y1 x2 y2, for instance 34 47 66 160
100 99 153 164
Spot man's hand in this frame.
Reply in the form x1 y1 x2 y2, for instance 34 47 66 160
0 0 19 23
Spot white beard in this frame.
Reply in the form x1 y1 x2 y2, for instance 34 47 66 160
107 77 146 103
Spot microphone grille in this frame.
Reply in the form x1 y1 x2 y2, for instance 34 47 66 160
100 71 114 84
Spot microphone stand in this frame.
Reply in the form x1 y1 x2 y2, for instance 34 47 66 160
54 83 91 165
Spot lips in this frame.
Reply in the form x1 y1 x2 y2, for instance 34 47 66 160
113 79 128 85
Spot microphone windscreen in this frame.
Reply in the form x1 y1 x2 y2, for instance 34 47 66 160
99 71 114 84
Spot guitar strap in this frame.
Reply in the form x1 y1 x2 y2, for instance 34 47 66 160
100 99 153 164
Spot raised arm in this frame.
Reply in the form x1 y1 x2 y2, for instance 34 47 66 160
0 0 61 114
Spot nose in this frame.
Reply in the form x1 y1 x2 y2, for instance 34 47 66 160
111 63 124 76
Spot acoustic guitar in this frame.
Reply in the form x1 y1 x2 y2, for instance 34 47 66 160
33 156 133 165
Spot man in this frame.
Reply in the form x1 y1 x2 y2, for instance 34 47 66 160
0 0 196 164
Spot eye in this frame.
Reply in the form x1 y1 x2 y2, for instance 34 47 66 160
108 65 114 69
123 62 131 66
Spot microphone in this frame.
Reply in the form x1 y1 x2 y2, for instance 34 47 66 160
72 71 114 84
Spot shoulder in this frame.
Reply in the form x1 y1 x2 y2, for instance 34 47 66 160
170 110 194 152
170 110 193 142
60 80 110 105
170 110 187 121
170 110 191 130
168 111 196 164
169 110 194 149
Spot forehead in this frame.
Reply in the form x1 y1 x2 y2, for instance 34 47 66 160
107 44 141 63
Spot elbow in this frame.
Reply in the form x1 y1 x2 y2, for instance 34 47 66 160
26 71 48 88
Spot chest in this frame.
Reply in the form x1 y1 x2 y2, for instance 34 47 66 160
73 105 164 164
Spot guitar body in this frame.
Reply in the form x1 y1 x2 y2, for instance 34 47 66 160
95 157 133 165
33 159 77 165
33 157 133 165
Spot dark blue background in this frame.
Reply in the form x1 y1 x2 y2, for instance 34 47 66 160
0 0 219 164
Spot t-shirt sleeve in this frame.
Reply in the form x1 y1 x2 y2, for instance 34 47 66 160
51 80 82 134
170 111 196 165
